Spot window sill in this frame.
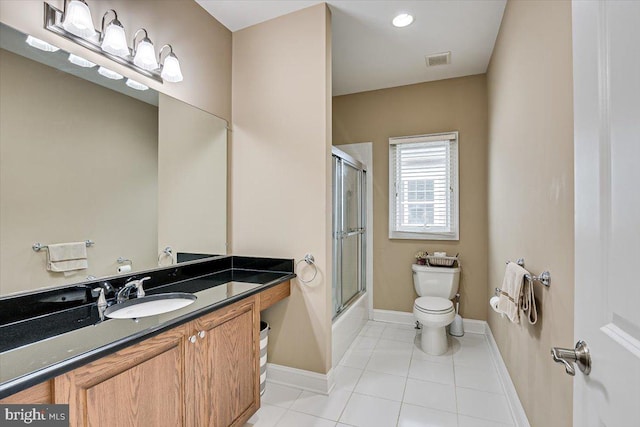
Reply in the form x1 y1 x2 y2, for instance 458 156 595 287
388 230 459 241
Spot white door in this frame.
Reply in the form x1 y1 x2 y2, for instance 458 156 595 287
572 1 640 426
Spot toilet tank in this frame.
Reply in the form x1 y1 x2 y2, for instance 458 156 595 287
412 264 460 299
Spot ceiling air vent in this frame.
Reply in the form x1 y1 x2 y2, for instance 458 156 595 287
425 52 451 67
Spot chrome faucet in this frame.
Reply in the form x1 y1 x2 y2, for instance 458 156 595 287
116 276 151 303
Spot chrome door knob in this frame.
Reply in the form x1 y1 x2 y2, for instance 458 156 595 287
551 340 591 376
189 335 197 344
198 331 206 339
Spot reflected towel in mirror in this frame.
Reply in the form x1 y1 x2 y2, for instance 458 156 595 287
47 242 88 273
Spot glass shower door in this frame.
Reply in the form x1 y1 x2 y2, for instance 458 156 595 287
333 154 366 318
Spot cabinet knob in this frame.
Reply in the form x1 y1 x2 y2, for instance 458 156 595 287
198 331 206 339
189 335 197 344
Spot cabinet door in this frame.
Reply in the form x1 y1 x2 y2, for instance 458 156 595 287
55 325 186 427
186 296 259 427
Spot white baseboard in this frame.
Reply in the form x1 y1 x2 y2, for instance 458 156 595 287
372 309 486 335
462 318 486 334
485 323 531 427
266 363 334 395
372 309 415 325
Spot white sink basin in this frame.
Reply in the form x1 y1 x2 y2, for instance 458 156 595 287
104 292 197 319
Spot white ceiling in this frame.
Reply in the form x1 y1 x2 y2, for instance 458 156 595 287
196 1 506 96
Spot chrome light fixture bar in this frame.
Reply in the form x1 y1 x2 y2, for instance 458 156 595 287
44 2 163 83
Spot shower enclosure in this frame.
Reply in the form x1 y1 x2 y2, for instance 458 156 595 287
332 147 366 319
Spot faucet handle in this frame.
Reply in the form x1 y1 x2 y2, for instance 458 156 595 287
135 276 151 298
93 288 107 321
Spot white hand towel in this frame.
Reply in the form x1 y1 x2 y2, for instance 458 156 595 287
520 277 538 325
47 242 88 273
496 262 528 323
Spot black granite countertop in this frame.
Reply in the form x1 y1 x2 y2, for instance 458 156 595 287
0 255 294 399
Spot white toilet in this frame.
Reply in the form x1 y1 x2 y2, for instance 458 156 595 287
412 264 460 355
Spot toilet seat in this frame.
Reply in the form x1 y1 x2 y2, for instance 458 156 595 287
414 296 454 315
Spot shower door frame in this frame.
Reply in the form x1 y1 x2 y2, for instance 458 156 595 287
332 147 367 319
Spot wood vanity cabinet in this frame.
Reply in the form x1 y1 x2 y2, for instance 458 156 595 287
53 295 260 427
1 280 291 427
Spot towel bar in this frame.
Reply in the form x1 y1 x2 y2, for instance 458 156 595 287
32 240 94 252
505 258 551 287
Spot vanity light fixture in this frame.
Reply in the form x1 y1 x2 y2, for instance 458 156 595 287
61 0 96 39
68 53 96 68
392 13 414 28
25 35 60 52
132 29 158 71
125 78 149 91
97 66 123 80
100 10 129 58
44 1 184 84
158 45 183 83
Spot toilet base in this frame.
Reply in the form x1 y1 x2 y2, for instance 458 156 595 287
420 326 449 356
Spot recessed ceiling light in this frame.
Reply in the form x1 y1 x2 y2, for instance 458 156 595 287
392 13 414 28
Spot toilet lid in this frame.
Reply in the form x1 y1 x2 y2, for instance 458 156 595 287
414 297 454 314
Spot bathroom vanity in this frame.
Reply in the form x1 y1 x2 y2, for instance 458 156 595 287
0 256 293 427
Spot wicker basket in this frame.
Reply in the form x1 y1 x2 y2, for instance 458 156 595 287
425 255 458 267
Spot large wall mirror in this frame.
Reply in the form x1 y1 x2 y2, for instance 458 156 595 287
0 23 227 296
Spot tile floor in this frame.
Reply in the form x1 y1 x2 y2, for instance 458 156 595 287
245 321 515 427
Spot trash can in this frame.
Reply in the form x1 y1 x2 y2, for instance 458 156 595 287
259 321 269 395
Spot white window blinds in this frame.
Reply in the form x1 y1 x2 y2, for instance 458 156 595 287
389 132 459 240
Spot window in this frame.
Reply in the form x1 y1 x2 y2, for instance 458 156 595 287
389 132 459 240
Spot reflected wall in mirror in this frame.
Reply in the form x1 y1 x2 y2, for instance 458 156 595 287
0 23 227 296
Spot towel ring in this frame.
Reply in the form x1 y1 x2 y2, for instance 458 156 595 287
158 246 174 266
296 253 317 284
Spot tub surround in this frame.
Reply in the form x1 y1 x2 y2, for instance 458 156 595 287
0 255 294 399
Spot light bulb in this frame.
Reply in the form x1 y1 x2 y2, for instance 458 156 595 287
97 66 123 80
25 35 60 52
161 54 183 83
62 0 97 39
125 78 149 91
101 21 129 57
68 53 96 68
392 13 414 28
133 39 158 71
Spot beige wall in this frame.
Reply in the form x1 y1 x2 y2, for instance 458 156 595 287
0 0 231 120
158 93 227 258
0 49 158 295
231 4 333 374
333 75 489 320
487 1 574 426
